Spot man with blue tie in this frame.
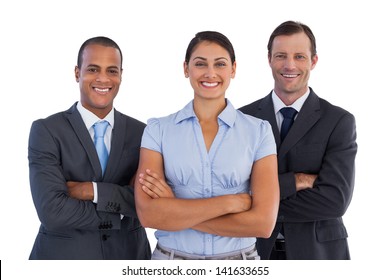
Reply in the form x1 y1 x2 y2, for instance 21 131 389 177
28 36 151 259
239 21 357 259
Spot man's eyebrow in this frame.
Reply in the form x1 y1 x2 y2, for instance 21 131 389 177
86 64 120 69
86 64 100 68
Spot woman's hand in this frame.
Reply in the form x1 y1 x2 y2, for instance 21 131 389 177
227 193 252 213
138 169 175 199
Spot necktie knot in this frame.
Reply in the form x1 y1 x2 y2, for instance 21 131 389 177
94 121 109 139
93 121 109 174
280 107 297 120
280 107 298 142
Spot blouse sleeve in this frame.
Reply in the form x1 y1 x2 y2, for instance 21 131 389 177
254 120 277 162
141 118 162 153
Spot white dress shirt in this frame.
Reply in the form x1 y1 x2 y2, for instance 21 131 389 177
272 89 310 130
76 101 115 203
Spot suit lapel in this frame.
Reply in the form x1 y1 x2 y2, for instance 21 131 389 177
255 92 281 146
65 103 103 178
278 90 321 158
253 90 322 158
104 109 125 181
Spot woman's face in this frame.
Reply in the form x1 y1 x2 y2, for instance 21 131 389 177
184 41 236 101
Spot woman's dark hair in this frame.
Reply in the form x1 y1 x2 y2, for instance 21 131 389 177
185 31 235 64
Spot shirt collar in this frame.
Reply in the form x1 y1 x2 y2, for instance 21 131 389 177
272 89 310 114
76 101 115 130
175 99 236 128
218 99 236 127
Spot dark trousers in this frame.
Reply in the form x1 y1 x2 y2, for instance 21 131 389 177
270 239 286 260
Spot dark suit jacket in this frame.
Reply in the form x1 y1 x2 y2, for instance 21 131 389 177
239 88 357 260
28 103 151 260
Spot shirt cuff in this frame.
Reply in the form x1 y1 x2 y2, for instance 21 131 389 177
92 182 98 203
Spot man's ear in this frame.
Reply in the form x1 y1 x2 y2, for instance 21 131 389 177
311 54 318 70
74 66 80 82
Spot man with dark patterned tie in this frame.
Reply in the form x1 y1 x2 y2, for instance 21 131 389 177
240 21 357 260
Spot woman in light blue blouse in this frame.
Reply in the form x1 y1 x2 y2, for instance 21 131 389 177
134 31 279 260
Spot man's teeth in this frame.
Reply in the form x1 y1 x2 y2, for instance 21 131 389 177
282 74 298 78
95 88 109 92
202 82 218 87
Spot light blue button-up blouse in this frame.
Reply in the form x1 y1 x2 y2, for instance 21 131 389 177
141 99 276 255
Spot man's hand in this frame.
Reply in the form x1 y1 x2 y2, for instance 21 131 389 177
295 173 318 191
67 181 94 200
139 169 174 199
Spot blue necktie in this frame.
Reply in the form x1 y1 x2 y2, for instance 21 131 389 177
93 121 109 174
280 107 298 142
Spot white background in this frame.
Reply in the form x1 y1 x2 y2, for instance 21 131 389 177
1 0 389 279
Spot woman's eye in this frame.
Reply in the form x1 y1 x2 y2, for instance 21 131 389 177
216 62 226 67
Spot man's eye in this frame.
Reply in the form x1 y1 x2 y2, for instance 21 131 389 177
108 69 119 74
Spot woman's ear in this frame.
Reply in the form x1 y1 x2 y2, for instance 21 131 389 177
183 61 189 78
231 61 237 78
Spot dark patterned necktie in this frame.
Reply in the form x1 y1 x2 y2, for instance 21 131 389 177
280 107 298 142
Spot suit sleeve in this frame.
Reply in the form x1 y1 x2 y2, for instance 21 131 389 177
278 113 357 222
95 182 138 218
278 172 297 199
29 120 121 230
95 116 145 219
